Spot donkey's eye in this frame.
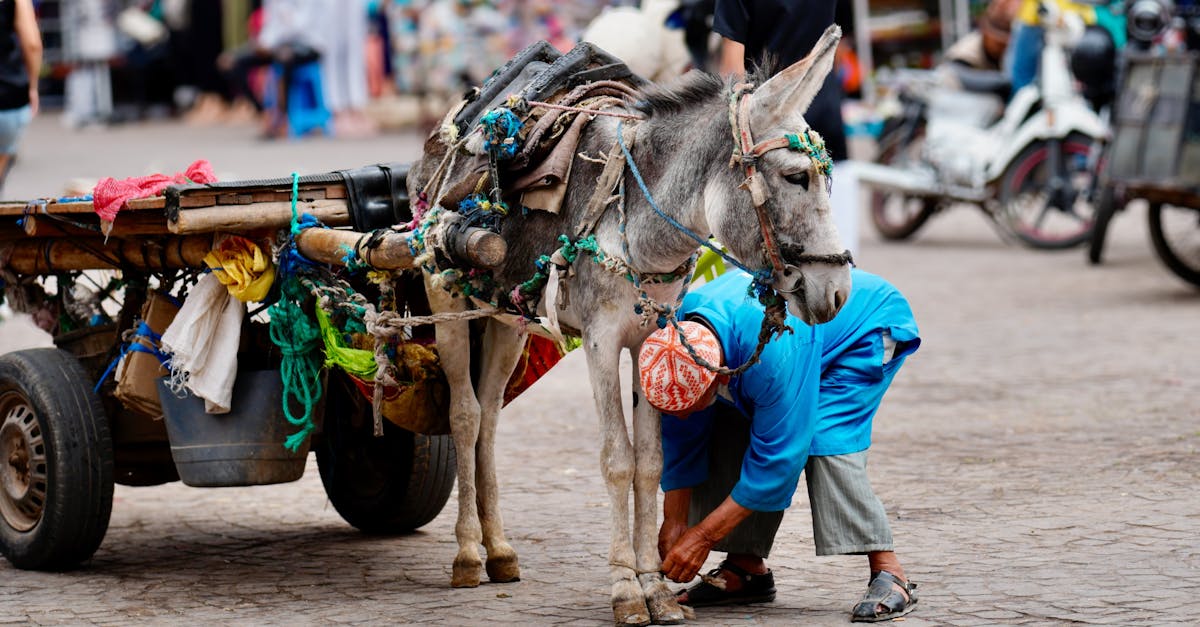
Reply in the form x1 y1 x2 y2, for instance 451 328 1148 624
784 171 810 190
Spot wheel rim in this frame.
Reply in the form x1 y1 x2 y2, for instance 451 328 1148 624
1155 205 1200 278
1004 141 1096 244
0 390 48 532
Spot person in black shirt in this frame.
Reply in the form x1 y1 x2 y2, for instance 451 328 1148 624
0 0 41 192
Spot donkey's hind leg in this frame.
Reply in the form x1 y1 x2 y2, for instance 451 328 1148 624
475 318 528 583
426 284 485 588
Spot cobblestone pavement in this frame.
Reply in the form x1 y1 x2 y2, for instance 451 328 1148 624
1 116 1198 626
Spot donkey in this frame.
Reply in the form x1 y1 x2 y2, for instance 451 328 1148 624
408 26 851 626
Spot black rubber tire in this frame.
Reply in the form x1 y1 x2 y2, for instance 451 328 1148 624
0 348 114 570
998 134 1098 250
315 373 456 533
1087 185 1119 265
1147 202 1200 288
870 118 937 241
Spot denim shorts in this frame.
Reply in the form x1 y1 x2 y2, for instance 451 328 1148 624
0 105 32 154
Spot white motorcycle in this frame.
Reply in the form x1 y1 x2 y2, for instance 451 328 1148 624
857 1 1112 249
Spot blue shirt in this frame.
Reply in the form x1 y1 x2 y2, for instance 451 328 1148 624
659 268 920 511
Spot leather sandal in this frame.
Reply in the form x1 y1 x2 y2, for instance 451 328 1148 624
851 570 918 622
676 560 776 607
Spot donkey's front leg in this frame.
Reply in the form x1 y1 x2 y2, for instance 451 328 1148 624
632 368 685 625
583 330 650 627
474 319 528 583
427 287 485 588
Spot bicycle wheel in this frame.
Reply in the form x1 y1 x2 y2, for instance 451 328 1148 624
869 118 938 240
1147 202 1200 287
999 133 1098 250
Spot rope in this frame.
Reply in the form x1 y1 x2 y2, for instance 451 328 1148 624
267 172 323 452
615 120 772 287
525 99 644 120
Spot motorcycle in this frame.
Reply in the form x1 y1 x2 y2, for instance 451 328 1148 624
856 0 1112 249
1087 0 1200 288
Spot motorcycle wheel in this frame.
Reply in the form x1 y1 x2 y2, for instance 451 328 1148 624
869 119 937 241
998 133 1098 250
1147 202 1200 287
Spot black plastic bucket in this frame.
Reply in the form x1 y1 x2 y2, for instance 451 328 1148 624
156 370 315 487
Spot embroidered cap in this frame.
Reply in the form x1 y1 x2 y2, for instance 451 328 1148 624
638 321 722 413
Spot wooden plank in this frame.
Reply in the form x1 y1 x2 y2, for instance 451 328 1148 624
0 196 166 217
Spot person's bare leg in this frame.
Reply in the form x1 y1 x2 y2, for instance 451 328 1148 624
0 153 14 190
867 551 910 605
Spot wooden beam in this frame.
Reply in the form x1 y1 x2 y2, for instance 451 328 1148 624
295 226 506 270
167 199 352 234
0 235 214 273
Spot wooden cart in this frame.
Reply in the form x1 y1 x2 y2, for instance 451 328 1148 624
0 165 517 570
1088 52 1200 287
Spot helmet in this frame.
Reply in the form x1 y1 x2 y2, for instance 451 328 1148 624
1070 25 1117 99
1127 0 1174 48
638 321 721 414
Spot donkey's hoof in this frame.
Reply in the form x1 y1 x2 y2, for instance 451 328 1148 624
639 573 685 625
451 555 483 588
485 549 521 583
613 580 652 627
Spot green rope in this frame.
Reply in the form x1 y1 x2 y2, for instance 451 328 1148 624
785 130 833 176
269 277 323 452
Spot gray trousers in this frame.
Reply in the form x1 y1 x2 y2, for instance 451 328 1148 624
688 405 894 558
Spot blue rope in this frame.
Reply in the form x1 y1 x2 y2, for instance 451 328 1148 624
93 322 171 392
616 121 772 288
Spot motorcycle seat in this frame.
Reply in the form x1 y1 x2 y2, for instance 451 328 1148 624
949 65 1012 101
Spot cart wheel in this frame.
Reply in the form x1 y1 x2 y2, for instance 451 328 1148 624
0 348 114 570
315 373 455 533
1148 202 1200 288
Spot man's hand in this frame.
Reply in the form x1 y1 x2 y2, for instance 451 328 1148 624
27 86 37 117
660 525 717 583
658 517 688 561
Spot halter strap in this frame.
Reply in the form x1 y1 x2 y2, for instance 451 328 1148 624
729 83 787 276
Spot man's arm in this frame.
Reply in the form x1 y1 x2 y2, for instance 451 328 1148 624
14 0 41 115
718 37 745 78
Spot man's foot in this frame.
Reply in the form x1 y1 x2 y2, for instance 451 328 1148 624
851 570 917 622
675 560 776 607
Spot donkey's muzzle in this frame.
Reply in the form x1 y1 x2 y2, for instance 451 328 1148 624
775 261 851 325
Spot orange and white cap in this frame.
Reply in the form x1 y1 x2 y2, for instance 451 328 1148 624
638 321 722 414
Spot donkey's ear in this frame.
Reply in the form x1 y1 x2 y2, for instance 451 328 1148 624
750 24 841 123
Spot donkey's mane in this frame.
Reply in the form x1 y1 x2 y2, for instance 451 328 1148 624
634 71 726 117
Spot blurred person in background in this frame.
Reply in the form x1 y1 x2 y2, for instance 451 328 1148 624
63 0 118 128
320 0 378 138
944 0 1020 72
218 0 329 138
0 0 40 193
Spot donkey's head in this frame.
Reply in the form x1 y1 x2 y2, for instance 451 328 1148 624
709 25 852 325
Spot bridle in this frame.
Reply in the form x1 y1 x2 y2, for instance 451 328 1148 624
727 82 854 278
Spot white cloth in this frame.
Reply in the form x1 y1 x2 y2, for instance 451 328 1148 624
258 0 331 53
160 274 243 414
